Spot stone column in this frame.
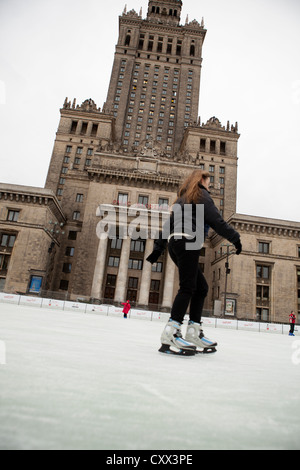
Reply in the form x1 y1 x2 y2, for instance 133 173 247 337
138 239 154 306
161 253 176 309
114 237 131 303
91 237 109 300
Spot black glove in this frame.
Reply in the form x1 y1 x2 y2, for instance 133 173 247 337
146 250 162 264
234 239 242 255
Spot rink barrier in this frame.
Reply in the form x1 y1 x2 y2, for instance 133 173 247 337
0 292 297 336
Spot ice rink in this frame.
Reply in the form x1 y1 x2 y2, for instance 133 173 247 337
0 303 300 450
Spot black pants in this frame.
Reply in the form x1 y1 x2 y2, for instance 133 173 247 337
290 323 295 334
168 237 209 324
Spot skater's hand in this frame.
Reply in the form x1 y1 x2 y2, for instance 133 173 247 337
146 250 161 264
234 239 242 255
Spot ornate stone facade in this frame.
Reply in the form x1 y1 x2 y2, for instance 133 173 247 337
1 1 299 323
0 184 65 294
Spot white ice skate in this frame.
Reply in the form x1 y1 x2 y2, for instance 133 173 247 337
159 319 196 356
185 321 217 354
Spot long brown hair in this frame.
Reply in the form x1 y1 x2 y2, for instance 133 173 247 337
178 170 210 204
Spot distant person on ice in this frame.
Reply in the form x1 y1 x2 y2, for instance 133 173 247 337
289 311 296 336
122 300 131 319
147 170 242 356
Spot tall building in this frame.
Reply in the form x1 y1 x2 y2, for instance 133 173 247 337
1 0 299 323
43 0 239 310
104 0 206 155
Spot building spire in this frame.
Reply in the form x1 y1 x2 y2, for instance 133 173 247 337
147 0 183 25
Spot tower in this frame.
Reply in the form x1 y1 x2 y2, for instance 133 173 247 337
104 0 206 156
147 0 182 26
43 0 240 307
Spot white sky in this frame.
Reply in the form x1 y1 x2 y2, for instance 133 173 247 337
0 0 299 222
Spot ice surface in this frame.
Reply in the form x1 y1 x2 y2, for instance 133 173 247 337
0 303 300 450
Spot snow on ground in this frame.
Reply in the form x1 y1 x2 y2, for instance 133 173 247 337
0 302 299 450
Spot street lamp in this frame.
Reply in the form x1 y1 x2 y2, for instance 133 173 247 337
220 243 235 316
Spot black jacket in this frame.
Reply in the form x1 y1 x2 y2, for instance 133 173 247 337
153 185 240 253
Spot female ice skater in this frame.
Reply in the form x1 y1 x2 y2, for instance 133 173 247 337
147 170 242 356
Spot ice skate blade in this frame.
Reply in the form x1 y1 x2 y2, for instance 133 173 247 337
196 348 217 355
159 344 196 357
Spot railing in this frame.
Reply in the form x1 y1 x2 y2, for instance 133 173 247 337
0 292 297 336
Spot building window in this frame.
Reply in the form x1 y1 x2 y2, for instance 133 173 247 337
138 195 149 207
111 239 123 250
62 263 72 274
91 124 98 137
210 140 216 153
105 274 117 300
118 193 128 205
7 210 20 222
256 308 269 322
80 122 88 135
256 285 270 301
65 247 75 257
73 211 80 221
68 231 77 240
152 262 163 273
130 240 145 253
128 259 143 270
128 277 138 289
0 278 6 291
150 280 160 292
158 198 169 210
108 256 120 268
0 254 10 274
220 141 226 155
70 121 78 134
59 280 69 291
66 145 72 153
149 280 160 305
256 265 270 280
0 234 16 248
256 263 271 321
200 139 206 151
258 242 270 254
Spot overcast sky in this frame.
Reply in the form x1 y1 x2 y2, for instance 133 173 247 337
0 0 299 222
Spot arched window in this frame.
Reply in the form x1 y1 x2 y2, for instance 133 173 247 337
125 35 131 46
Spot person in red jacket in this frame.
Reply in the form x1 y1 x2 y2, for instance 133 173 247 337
289 311 296 336
122 300 131 319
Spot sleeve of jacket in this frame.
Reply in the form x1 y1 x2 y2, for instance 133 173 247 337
202 191 240 244
152 213 172 253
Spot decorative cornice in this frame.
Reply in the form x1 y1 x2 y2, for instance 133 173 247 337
0 184 66 223
87 166 181 190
